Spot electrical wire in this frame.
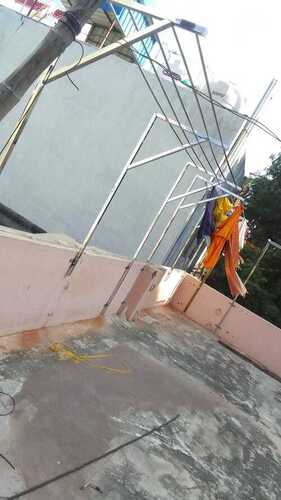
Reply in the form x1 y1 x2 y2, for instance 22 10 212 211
0 454 16 471
125 11 212 176
6 414 179 500
130 47 281 144
154 31 223 181
0 392 16 477
0 391 16 416
170 26 228 181
65 39 85 91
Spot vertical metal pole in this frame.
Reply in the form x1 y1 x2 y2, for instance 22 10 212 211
196 34 237 186
65 113 158 276
214 239 271 333
186 237 205 270
0 64 54 174
171 181 209 268
219 79 278 173
132 163 191 258
100 162 193 314
99 20 116 48
147 175 204 262
183 268 211 313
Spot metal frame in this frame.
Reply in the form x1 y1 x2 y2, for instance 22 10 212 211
165 80 277 270
214 239 281 332
65 111 223 276
147 175 245 265
112 0 207 36
0 0 276 320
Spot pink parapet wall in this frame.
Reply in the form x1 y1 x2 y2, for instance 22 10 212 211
171 273 281 379
0 228 184 338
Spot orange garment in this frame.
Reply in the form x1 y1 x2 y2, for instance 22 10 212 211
203 205 247 297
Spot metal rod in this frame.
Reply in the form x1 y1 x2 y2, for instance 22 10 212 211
196 34 237 186
186 237 205 270
47 20 173 83
179 194 229 210
167 182 219 203
220 79 278 172
172 26 228 182
126 10 208 172
219 186 245 203
214 240 271 333
65 113 158 276
0 64 54 174
155 113 229 149
99 20 116 48
168 79 276 269
112 0 207 35
183 269 211 312
156 113 241 191
101 162 192 313
132 163 191 259
128 139 206 170
172 211 206 269
147 175 204 261
268 238 281 252
108 3 195 168
155 32 219 179
164 82 275 271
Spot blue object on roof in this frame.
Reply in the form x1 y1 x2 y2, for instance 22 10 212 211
102 0 156 65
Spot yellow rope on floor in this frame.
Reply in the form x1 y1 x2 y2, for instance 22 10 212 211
49 343 130 374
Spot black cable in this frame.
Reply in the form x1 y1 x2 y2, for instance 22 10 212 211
65 39 85 91
0 392 16 416
7 414 179 500
0 392 16 481
0 454 16 471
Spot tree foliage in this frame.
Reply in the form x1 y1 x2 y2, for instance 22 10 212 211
208 154 281 328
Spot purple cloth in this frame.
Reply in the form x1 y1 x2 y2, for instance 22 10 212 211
197 187 217 243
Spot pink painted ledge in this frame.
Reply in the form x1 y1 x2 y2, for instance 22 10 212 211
171 273 281 379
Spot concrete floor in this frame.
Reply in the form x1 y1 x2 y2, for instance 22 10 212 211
1 307 281 500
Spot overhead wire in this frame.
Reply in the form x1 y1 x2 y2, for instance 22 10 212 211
65 39 85 91
130 46 281 144
171 25 230 181
124 9 210 174
195 34 237 186
154 30 222 181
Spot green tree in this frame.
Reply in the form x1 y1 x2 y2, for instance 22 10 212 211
208 154 281 328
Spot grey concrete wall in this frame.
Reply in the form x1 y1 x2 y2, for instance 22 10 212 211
0 6 245 262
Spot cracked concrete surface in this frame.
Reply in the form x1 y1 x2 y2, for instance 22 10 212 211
1 307 281 499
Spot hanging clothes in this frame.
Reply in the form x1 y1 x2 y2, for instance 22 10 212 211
213 196 234 227
197 187 217 246
238 217 248 250
203 205 247 297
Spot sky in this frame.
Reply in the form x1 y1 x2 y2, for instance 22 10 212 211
153 0 281 175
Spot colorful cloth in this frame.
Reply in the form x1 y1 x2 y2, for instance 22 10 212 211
238 217 248 250
203 205 247 297
197 187 217 244
213 196 233 227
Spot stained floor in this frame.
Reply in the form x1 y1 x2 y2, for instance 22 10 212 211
1 307 281 500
